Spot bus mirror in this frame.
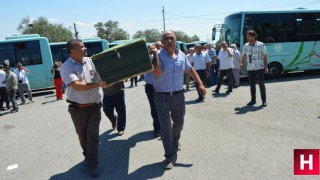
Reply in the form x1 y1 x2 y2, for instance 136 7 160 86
212 28 216 40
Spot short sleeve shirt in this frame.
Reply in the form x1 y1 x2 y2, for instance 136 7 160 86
190 52 211 70
242 41 267 71
60 57 102 104
218 48 234 70
153 48 192 92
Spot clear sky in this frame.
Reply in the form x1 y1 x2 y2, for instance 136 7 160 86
1 0 320 41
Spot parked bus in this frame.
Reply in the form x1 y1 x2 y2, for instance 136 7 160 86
176 41 187 52
50 37 109 62
212 10 320 78
0 34 54 90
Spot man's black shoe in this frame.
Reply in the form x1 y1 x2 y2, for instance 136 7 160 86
212 89 219 94
261 102 267 107
195 97 204 102
226 90 232 94
164 155 177 170
247 100 256 106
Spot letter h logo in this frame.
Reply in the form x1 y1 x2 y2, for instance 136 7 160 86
294 149 320 175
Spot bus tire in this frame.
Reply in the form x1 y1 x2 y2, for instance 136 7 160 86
268 63 283 79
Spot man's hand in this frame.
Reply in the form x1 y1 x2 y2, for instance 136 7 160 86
99 81 113 89
264 67 269 74
198 84 206 97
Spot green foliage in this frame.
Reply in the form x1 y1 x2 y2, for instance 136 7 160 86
172 30 200 42
94 20 129 42
17 16 73 42
132 29 162 43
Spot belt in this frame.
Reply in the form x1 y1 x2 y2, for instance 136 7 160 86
70 103 95 108
156 90 184 96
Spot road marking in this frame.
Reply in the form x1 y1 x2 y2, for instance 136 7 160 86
7 164 18 171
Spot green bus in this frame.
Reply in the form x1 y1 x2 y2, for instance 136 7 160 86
212 10 320 78
0 34 54 90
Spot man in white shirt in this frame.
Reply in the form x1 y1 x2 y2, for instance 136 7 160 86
213 41 234 94
230 44 241 88
190 44 211 102
13 62 35 105
0 64 9 110
185 47 195 90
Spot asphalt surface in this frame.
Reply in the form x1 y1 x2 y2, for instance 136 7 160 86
0 73 320 180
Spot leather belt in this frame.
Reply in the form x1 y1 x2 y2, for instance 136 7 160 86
70 103 95 108
156 90 184 96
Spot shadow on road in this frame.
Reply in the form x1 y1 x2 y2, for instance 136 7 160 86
49 130 170 180
234 106 263 115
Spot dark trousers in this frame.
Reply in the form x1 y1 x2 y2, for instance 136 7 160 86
209 64 217 86
130 77 137 86
0 87 9 109
8 89 17 110
154 92 185 161
145 84 160 132
68 103 102 168
216 68 233 91
195 70 206 98
103 94 126 131
248 69 266 102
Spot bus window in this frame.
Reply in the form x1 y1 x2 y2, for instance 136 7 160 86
15 41 42 66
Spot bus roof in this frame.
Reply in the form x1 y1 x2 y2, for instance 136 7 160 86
5 34 41 40
227 9 320 16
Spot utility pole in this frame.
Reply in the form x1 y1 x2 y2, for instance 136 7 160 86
74 23 79 39
162 6 165 32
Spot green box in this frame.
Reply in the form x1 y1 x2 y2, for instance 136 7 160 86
91 39 153 83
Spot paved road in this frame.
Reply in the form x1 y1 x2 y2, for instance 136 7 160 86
1 73 319 180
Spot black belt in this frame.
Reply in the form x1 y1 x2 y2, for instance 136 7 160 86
156 90 184 96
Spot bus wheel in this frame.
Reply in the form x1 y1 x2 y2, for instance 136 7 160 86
268 63 282 79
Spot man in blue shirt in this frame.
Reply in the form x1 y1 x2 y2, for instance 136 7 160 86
152 31 206 170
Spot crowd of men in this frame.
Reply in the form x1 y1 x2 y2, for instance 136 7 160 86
0 30 268 178
0 62 35 113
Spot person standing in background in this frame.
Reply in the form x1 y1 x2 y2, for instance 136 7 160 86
51 61 63 100
230 44 241 88
213 41 234 94
4 65 18 112
241 30 268 107
13 62 35 104
0 64 9 111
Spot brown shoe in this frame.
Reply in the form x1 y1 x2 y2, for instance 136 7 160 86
117 131 124 136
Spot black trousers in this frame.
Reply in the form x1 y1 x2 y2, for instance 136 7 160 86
216 68 233 91
248 69 266 102
195 70 207 98
103 94 126 131
0 87 9 109
130 77 137 86
145 83 160 132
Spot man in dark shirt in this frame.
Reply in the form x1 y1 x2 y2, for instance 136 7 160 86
102 81 126 135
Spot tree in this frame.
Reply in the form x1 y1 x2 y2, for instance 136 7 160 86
17 16 73 42
132 29 162 42
172 30 200 42
94 20 129 42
